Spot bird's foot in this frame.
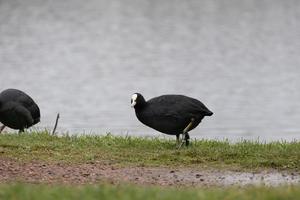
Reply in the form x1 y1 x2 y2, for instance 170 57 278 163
176 133 187 149
178 119 194 149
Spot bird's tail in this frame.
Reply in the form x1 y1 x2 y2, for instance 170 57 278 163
206 110 213 116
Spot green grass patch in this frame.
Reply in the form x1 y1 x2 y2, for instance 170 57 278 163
0 183 300 200
0 131 299 170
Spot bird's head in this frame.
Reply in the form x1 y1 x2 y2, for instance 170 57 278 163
131 93 146 109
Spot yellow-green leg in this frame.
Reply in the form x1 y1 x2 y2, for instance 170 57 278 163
177 118 194 149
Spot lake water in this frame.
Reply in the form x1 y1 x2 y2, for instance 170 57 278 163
0 0 299 141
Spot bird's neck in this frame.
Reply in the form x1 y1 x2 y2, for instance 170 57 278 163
135 101 147 110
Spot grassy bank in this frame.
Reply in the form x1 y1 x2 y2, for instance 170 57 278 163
0 131 299 170
0 183 300 200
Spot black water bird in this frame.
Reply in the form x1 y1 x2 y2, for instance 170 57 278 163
131 93 213 147
0 89 40 133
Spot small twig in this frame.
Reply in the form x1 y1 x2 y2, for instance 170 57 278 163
52 113 60 135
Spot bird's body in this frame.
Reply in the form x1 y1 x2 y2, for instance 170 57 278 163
131 93 213 147
135 95 212 135
0 89 40 132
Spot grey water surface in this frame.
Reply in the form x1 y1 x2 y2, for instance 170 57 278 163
0 0 300 141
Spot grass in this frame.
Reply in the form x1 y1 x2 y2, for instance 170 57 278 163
0 131 299 199
0 183 300 200
0 131 299 170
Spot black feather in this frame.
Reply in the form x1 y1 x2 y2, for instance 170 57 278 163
0 89 40 131
132 93 213 136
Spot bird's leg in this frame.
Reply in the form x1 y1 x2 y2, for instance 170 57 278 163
18 129 24 135
185 133 190 146
176 134 180 146
177 118 195 149
0 125 5 133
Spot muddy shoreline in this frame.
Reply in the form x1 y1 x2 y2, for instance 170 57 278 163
0 158 299 187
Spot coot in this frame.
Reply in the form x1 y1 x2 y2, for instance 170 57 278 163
131 93 213 147
0 89 40 133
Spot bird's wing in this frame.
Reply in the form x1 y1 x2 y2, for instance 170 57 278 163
15 94 40 120
13 105 34 126
144 103 189 123
182 97 213 116
147 95 209 119
0 103 34 128
26 103 40 121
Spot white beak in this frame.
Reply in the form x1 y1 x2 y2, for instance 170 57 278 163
131 101 136 107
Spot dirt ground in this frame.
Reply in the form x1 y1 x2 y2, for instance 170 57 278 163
0 158 299 187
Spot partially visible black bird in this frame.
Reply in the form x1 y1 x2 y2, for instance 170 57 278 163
0 89 40 133
131 93 213 147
